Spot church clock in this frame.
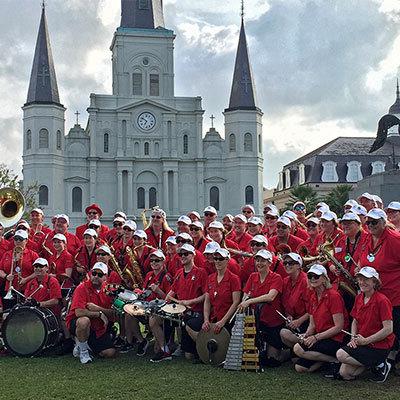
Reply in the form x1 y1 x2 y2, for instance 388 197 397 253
137 112 156 131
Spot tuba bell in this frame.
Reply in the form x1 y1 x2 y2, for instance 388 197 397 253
0 187 25 228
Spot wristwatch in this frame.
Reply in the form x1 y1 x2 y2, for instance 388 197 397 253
98 311 103 318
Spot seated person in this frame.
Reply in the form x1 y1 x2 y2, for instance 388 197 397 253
337 267 394 383
66 262 116 364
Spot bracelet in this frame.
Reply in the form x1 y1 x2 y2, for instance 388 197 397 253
314 334 318 341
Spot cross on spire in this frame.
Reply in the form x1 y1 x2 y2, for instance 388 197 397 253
210 114 215 128
37 63 50 87
241 70 251 94
75 110 80 125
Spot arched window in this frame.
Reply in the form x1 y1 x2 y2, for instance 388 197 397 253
285 169 291 189
134 141 140 156
133 72 143 95
210 186 220 211
245 186 254 204
56 130 62 150
371 161 385 175
104 133 109 153
346 161 362 182
229 134 236 152
321 161 338 182
26 130 32 150
72 187 82 212
144 142 150 155
154 142 160 157
137 187 145 209
38 185 48 206
183 135 188 154
39 128 49 149
149 187 157 208
298 163 306 185
150 74 159 96
244 133 252 152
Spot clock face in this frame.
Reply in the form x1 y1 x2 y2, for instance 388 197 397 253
137 112 156 131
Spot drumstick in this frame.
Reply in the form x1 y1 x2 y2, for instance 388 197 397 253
229 294 249 323
341 329 355 337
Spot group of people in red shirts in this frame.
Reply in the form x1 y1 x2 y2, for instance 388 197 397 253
0 193 399 383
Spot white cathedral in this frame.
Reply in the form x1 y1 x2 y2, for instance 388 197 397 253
22 0 264 227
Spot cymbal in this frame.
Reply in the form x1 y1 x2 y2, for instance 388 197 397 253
161 303 186 314
123 301 148 316
149 299 166 308
196 324 230 366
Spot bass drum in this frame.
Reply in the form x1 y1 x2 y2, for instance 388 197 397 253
2 306 60 357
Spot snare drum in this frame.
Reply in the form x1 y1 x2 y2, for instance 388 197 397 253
2 306 60 357
112 290 138 314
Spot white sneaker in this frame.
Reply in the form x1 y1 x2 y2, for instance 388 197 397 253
79 349 93 364
73 344 80 358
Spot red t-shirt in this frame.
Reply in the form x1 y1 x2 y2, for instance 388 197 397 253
282 271 309 319
232 232 252 253
29 225 52 247
49 249 74 284
143 269 173 301
307 288 347 342
297 237 319 257
359 228 400 306
351 291 395 349
75 245 98 274
293 227 309 241
168 250 207 277
170 266 207 312
76 223 110 241
145 227 175 252
269 234 304 254
66 280 112 338
194 237 210 254
42 231 81 258
243 271 283 327
207 269 241 322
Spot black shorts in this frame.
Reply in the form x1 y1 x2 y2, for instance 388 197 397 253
341 345 390 367
69 319 114 354
259 322 285 350
296 339 342 369
393 306 400 347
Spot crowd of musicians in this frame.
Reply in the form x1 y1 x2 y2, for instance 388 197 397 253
1 192 400 382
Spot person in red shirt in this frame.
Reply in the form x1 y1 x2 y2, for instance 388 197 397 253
7 220 40 253
222 214 235 240
48 233 74 287
297 217 320 257
207 221 240 262
187 211 201 223
166 244 207 358
29 208 51 248
280 253 310 349
24 257 62 316
241 204 255 220
358 193 376 212
189 221 210 254
262 208 279 238
176 215 191 234
238 249 284 367
247 217 264 237
386 201 400 232
66 262 116 364
94 245 121 285
75 204 110 241
293 264 346 374
270 216 303 254
293 201 307 226
186 248 241 343
145 208 174 252
203 206 218 231
232 214 252 252
282 210 309 241
337 267 394 382
164 236 177 276
0 222 10 257
106 216 125 246
203 241 241 276
74 229 99 282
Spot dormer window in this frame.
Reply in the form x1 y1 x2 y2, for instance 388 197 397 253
371 161 385 175
321 161 338 182
346 161 362 182
298 163 305 185
278 172 284 191
285 169 291 189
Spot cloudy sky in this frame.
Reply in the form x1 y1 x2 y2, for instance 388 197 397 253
1 0 400 188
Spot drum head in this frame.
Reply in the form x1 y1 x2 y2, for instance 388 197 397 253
118 290 138 302
149 299 166 309
161 303 186 314
2 307 50 357
123 301 148 317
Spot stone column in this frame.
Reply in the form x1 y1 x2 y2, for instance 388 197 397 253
117 170 123 210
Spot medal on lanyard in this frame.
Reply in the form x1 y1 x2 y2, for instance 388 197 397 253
214 291 217 297
367 253 375 262
344 254 351 263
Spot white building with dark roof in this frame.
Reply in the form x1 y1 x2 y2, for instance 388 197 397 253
22 1 264 226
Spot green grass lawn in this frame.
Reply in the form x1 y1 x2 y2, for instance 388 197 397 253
0 352 399 400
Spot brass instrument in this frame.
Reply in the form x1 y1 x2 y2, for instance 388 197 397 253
4 245 24 300
140 206 161 229
226 247 253 258
109 249 136 289
0 187 25 228
125 246 144 289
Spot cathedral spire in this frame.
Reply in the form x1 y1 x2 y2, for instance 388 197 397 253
25 4 61 106
225 3 257 112
397 78 399 100
389 78 400 115
120 0 165 30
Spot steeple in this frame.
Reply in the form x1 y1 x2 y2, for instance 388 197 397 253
389 78 400 115
120 0 165 30
225 2 257 112
25 4 61 107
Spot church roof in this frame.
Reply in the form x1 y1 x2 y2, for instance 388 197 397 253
120 0 165 30
25 4 61 107
225 18 257 112
389 79 400 115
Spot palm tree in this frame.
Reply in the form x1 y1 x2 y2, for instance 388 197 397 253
285 185 320 213
323 184 353 216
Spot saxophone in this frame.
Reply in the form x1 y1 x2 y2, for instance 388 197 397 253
109 248 135 289
125 245 144 289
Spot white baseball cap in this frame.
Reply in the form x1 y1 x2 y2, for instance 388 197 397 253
340 212 361 223
344 199 358 208
306 217 320 225
284 252 303 266
187 211 201 220
33 257 49 267
123 220 137 231
265 209 279 217
359 192 375 201
113 216 125 224
83 228 98 238
150 249 166 260
133 230 147 239
114 211 127 219
320 211 338 221
356 266 380 281
254 249 273 261
177 215 192 225
386 201 400 211
204 206 217 215
214 248 230 259
204 241 221 254
190 221 204 230
293 201 306 209
91 262 108 275
242 204 255 213
277 216 291 228
176 232 193 241
251 235 268 244
166 236 177 245
88 219 101 228
373 195 383 205
57 214 70 225
177 243 196 254
351 204 367 216
308 264 328 277
366 208 387 220
208 221 224 230
17 221 30 230
264 203 278 213
316 202 329 209
31 208 44 215
247 217 263 226
96 245 112 255
233 214 247 223
223 214 234 222
152 208 166 219
14 229 28 240
53 233 67 242
282 210 297 221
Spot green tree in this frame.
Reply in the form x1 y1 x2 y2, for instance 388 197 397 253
323 184 353 216
285 185 320 213
0 163 39 220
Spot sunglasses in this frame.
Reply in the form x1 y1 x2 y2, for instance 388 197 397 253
113 223 123 227
152 215 162 219
189 227 201 231
17 226 29 231
293 205 305 211
150 259 163 263
87 211 98 215
306 224 317 229
250 242 265 247
242 210 252 214
264 216 277 220
178 252 191 257
96 253 108 257
176 239 192 244
213 256 226 262
123 227 133 231
34 264 46 269
283 260 298 266
92 271 105 278
14 237 25 242
366 220 379 226
88 225 99 230
204 212 214 217
307 273 320 280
